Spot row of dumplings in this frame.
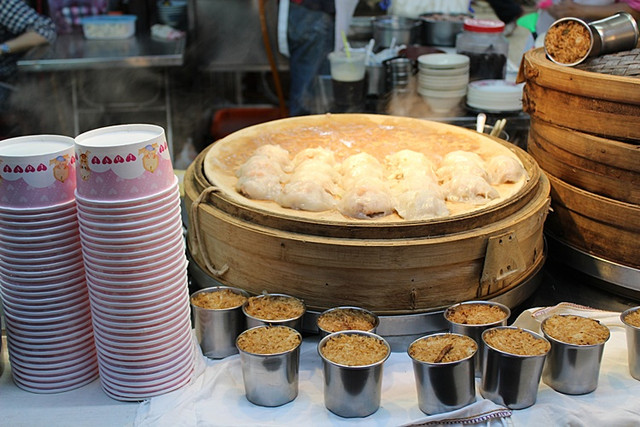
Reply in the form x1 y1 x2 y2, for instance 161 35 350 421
235 145 526 220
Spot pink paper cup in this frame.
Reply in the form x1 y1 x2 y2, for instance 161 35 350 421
76 190 180 224
74 124 174 202
75 175 179 211
0 135 77 209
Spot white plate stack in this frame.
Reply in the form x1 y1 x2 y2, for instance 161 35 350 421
466 79 524 113
417 53 470 114
0 135 98 393
74 124 194 401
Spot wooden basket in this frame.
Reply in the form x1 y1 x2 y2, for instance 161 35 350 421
184 117 550 314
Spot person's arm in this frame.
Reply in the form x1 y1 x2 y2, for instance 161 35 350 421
547 0 640 23
1 30 49 55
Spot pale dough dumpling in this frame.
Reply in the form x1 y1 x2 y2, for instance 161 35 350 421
292 147 336 168
395 188 449 220
235 155 286 200
444 173 499 204
339 178 395 219
254 144 292 172
486 154 526 185
385 149 437 182
436 150 488 182
340 152 384 190
277 179 336 212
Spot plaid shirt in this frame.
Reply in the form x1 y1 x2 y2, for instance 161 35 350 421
1 0 56 80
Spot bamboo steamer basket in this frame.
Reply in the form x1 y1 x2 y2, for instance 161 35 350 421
185 115 550 314
528 118 640 205
520 48 640 271
520 48 640 142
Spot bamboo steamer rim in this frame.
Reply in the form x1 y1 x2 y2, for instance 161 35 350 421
192 114 543 239
520 48 640 106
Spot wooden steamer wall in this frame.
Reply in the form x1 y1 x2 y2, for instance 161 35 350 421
184 116 550 315
521 48 640 271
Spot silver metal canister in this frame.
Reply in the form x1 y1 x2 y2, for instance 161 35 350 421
480 326 550 409
318 330 391 418
236 325 302 407
408 333 477 415
444 300 510 377
621 307 640 381
242 293 306 333
541 317 610 395
191 286 249 359
589 12 639 56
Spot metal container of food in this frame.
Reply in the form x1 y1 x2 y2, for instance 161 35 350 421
420 13 471 47
242 293 306 333
373 16 421 48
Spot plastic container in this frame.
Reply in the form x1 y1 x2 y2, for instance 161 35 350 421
456 19 508 81
81 15 137 40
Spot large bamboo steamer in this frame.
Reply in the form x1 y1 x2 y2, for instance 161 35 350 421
184 115 550 314
520 48 640 142
545 173 640 269
528 118 640 205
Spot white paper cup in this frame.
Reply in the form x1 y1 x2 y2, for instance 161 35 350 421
0 135 77 209
74 124 174 202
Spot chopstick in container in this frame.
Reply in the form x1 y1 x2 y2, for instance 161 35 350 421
490 119 507 137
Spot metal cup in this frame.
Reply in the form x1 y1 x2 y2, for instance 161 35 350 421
236 325 302 407
316 306 380 338
444 300 510 377
541 317 610 394
621 307 640 381
191 286 249 359
545 17 596 66
589 12 639 56
408 333 477 415
480 326 550 409
318 331 391 418
366 64 386 96
242 293 306 333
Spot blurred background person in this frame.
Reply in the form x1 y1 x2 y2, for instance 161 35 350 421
1 0 56 135
546 0 640 22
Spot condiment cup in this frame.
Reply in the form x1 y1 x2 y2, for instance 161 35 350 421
74 124 174 202
0 135 76 209
236 325 302 407
480 326 550 409
444 300 510 377
316 305 379 338
589 12 639 56
318 330 391 418
620 306 640 381
408 333 477 415
192 286 250 359
544 17 595 66
541 316 610 394
242 293 306 333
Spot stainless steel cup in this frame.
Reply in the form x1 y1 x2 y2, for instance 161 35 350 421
318 330 391 418
480 326 550 409
242 293 306 333
408 333 477 415
621 307 640 381
589 12 639 56
541 318 610 394
545 17 595 66
191 286 249 359
366 64 386 96
316 305 380 338
444 300 510 377
236 325 302 407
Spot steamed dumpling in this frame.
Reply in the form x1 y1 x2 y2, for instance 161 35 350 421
385 149 437 182
277 180 336 212
235 155 286 200
254 144 292 172
339 178 395 219
292 147 336 168
340 153 385 190
444 173 499 204
436 150 488 182
395 188 449 220
486 155 526 185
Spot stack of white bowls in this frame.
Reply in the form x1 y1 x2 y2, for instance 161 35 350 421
417 53 470 114
74 124 194 401
0 135 98 393
466 79 524 113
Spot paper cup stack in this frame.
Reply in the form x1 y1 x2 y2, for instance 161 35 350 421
74 124 194 401
0 135 99 393
417 53 470 114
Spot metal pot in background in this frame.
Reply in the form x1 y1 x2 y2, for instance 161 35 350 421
420 13 472 47
373 16 421 48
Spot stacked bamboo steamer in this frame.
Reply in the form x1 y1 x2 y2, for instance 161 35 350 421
521 48 640 271
184 114 550 315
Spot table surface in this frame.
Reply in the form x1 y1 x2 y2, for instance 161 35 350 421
17 33 186 72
